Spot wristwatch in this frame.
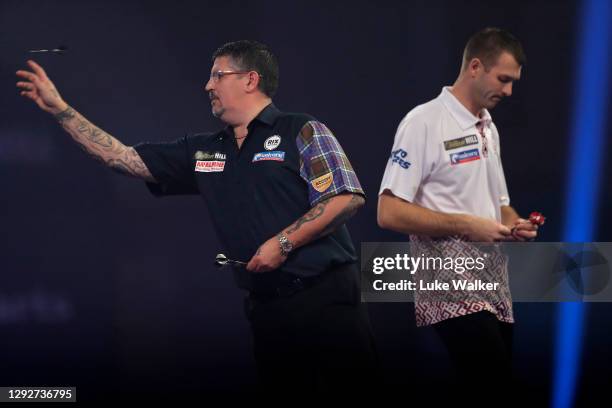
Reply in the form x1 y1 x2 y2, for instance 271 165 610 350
278 233 294 257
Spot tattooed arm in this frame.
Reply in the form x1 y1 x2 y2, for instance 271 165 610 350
284 194 365 244
16 60 155 182
53 106 154 180
246 193 365 272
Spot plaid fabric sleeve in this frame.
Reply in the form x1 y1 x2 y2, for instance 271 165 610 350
296 120 365 206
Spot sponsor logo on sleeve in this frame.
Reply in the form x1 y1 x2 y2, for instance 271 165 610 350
444 135 479 151
390 149 411 169
264 135 282 150
252 151 285 162
311 172 334 192
449 148 480 165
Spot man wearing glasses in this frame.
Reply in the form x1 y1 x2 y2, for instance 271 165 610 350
16 40 377 395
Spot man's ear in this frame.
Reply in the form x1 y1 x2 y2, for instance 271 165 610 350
468 58 483 78
245 71 261 93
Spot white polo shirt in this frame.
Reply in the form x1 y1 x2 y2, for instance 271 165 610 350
379 87 514 327
379 86 510 222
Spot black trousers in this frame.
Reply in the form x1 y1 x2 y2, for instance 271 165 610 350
433 311 514 406
244 263 379 397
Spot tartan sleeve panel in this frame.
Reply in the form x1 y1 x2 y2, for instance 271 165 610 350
296 120 365 206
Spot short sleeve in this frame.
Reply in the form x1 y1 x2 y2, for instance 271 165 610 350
491 124 510 206
133 135 198 196
498 161 511 207
296 121 364 206
378 114 430 202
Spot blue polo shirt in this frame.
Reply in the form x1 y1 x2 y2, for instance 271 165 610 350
134 104 364 289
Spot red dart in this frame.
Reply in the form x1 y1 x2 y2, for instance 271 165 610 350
529 211 546 226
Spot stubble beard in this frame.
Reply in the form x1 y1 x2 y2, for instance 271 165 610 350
212 105 225 118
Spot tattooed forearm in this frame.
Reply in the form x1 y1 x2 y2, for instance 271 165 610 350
316 194 364 238
285 199 331 234
107 148 150 177
76 118 113 148
54 106 76 122
280 194 365 252
53 105 155 182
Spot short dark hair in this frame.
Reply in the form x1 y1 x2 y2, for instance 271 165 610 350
212 40 279 98
462 27 526 70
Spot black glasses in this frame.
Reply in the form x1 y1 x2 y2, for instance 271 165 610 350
209 70 264 82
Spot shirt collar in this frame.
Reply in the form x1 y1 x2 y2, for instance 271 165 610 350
222 103 280 137
438 86 492 130
252 103 281 127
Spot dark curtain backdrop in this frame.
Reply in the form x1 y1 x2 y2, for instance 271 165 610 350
1 0 610 404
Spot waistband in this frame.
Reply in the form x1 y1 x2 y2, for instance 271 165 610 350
243 262 357 300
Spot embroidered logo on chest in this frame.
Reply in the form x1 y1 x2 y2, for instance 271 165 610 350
444 135 479 151
252 151 285 162
194 151 226 172
449 148 480 165
264 135 282 151
195 160 225 172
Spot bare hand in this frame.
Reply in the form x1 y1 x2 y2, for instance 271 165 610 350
16 60 68 114
509 218 539 242
463 214 512 242
246 236 287 273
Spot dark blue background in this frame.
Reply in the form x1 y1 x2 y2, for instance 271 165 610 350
1 0 611 404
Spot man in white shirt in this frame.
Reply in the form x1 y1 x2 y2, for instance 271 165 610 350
378 28 539 402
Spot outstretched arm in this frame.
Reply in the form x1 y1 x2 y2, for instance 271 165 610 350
16 60 155 182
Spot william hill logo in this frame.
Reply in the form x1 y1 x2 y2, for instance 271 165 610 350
195 151 226 161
